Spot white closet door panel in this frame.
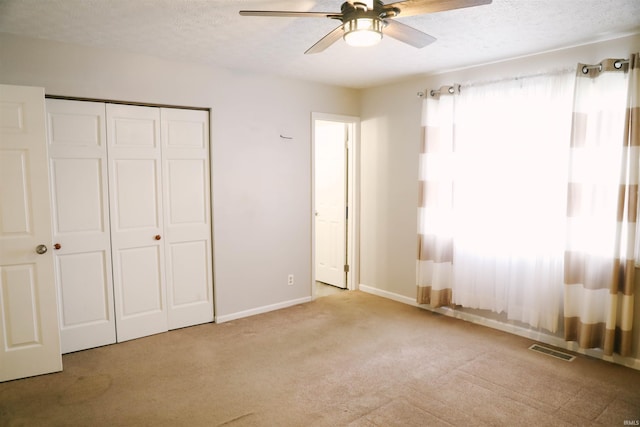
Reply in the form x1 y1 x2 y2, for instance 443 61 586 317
113 246 165 342
46 99 115 353
51 158 105 233
118 246 163 315
161 108 213 329
1 85 62 382
47 108 102 148
55 251 114 352
115 245 166 342
167 241 208 305
112 118 156 148
57 252 110 324
112 159 160 231
166 116 206 149
108 104 167 342
166 159 206 226
165 240 211 328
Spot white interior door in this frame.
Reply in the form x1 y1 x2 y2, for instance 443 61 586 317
46 99 116 353
161 108 213 329
107 104 167 342
0 84 62 381
315 120 347 288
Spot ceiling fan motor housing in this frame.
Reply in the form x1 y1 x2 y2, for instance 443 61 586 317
341 2 385 46
340 1 400 22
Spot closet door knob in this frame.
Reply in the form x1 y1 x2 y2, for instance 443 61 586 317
54 243 61 250
35 244 48 254
155 235 162 240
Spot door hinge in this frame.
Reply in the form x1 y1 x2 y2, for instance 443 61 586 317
344 264 350 273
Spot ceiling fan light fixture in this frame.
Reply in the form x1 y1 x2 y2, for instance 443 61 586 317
343 17 383 47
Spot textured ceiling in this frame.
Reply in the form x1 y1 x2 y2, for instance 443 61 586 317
0 0 639 88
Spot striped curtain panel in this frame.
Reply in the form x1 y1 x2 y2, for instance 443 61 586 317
416 87 456 307
564 54 639 357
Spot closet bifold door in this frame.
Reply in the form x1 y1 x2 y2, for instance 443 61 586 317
46 101 212 352
161 108 213 330
107 104 168 342
46 99 116 354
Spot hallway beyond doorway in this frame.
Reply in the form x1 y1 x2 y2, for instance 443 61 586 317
315 281 345 298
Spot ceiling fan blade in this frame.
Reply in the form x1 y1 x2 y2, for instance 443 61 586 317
384 0 492 18
305 25 345 55
239 10 341 19
383 19 436 48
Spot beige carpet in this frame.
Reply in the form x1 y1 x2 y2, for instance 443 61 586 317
1 291 639 426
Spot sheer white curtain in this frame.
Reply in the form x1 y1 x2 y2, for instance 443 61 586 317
450 72 575 332
417 71 576 332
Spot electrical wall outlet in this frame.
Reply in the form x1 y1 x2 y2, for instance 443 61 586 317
287 274 294 286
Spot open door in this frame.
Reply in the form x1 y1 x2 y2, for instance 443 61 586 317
0 84 62 381
314 118 352 289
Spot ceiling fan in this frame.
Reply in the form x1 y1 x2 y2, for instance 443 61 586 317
239 0 492 54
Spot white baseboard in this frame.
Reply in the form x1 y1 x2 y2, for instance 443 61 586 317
359 284 420 307
215 296 312 324
359 284 640 371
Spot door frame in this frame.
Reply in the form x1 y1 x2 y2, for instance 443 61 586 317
311 113 360 296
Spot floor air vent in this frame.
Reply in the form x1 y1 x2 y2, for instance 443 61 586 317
528 344 575 362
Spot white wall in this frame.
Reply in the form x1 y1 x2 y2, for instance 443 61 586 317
0 33 360 320
359 34 640 361
359 77 423 297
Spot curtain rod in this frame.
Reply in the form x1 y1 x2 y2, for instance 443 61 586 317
418 56 631 99
581 58 629 74
418 67 574 98
417 84 460 98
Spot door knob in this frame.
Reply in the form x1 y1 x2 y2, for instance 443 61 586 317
54 243 61 250
155 235 162 240
35 244 48 254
